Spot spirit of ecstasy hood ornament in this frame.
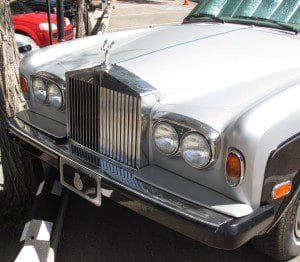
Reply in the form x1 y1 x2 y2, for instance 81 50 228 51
101 39 115 71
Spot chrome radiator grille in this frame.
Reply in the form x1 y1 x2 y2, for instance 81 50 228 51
67 77 141 168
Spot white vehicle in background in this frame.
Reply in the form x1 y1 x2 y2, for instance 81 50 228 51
15 33 39 58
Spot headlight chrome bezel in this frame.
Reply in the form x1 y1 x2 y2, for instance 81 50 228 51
152 113 220 169
31 72 65 110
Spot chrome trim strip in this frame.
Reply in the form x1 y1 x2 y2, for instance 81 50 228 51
120 93 125 163
116 92 121 161
113 90 117 160
135 99 142 166
109 89 113 157
132 97 137 166
127 96 133 166
124 94 129 165
102 87 107 154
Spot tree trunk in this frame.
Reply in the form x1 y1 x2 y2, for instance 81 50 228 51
76 0 92 38
0 0 37 221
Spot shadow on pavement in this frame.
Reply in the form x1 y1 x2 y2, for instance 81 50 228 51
57 194 273 262
0 223 24 262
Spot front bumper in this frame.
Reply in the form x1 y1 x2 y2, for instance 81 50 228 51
7 116 274 250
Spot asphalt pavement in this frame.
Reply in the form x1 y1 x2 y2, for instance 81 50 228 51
56 194 274 262
2 193 299 261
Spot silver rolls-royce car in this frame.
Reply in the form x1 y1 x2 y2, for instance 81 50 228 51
9 0 300 260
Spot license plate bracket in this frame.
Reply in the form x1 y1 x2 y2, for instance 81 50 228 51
60 158 101 206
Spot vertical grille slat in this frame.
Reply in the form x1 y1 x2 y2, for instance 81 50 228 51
120 93 125 163
109 89 114 158
127 96 133 166
67 77 141 168
116 92 121 161
99 86 102 153
124 94 129 165
131 97 137 166
113 90 118 160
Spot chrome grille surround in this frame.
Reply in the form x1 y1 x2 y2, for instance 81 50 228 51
66 65 158 169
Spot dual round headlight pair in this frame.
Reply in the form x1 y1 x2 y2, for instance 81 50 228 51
32 78 63 109
153 122 212 169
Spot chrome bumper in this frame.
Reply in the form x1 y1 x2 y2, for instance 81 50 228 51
7 116 274 249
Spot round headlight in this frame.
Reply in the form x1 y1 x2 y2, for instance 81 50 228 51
32 78 46 101
153 122 179 155
181 133 211 168
47 83 62 108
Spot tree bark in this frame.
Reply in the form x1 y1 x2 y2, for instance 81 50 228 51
76 0 92 38
0 0 37 221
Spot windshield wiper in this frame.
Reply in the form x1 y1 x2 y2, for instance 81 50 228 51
232 15 299 34
184 13 225 24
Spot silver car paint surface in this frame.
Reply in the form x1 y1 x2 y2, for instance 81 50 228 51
20 22 300 210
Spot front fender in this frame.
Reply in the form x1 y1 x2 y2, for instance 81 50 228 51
225 80 300 210
261 134 300 231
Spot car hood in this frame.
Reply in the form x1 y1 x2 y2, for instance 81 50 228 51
24 23 300 130
59 24 300 101
13 12 57 24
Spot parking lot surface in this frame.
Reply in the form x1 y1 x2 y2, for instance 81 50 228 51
57 194 275 262
1 188 300 261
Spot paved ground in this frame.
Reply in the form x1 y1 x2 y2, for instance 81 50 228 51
108 0 196 32
2 193 300 262
0 224 24 261
55 194 294 262
0 154 24 261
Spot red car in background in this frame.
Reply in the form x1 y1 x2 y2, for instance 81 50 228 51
10 1 73 47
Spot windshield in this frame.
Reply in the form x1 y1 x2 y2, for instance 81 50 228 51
187 0 300 33
10 1 33 15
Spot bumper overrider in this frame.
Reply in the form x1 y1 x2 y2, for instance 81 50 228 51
7 116 274 250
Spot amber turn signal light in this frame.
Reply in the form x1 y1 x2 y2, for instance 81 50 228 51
226 150 244 187
20 76 28 93
272 181 292 200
